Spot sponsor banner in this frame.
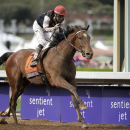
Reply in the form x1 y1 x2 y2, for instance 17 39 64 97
61 86 102 124
102 87 130 125
20 84 130 125
21 84 61 122
0 83 9 118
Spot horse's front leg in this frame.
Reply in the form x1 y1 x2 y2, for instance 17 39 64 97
70 92 88 128
69 86 87 110
54 77 87 110
53 77 88 128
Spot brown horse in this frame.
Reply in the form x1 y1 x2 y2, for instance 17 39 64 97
0 25 93 128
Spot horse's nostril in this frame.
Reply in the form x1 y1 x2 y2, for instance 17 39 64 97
86 53 90 56
91 53 93 57
86 52 93 58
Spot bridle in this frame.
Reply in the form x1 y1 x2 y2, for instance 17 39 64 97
56 29 87 62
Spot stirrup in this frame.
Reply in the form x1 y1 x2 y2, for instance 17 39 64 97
30 60 38 67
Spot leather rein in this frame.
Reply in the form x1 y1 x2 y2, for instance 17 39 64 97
55 29 87 63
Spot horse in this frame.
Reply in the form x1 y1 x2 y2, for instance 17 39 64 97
0 25 93 128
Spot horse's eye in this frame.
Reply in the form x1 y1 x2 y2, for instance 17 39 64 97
79 37 82 40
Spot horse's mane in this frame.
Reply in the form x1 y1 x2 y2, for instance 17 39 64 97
49 25 83 47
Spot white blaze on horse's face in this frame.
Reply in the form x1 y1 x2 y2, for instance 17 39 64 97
83 33 87 38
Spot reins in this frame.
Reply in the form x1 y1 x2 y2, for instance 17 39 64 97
63 30 87 53
55 28 87 62
63 32 81 52
55 45 72 63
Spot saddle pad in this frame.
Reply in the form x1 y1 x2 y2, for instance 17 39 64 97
25 52 39 78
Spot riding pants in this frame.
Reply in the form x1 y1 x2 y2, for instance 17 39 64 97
33 20 54 47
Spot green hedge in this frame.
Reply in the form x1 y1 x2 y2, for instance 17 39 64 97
76 67 113 72
17 98 21 110
0 66 113 72
93 29 113 36
0 66 5 70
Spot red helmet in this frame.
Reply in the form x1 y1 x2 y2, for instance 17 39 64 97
54 5 66 15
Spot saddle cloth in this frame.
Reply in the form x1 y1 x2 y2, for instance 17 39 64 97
25 52 42 78
25 47 50 79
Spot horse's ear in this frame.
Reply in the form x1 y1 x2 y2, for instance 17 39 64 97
84 25 90 31
71 26 79 32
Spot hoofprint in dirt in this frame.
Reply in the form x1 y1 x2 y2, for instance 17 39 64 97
0 116 130 130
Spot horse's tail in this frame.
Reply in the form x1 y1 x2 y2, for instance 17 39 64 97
0 52 14 66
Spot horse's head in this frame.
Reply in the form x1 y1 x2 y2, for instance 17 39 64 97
72 25 93 59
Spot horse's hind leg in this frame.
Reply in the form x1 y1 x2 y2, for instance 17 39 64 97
0 78 30 120
70 93 88 128
10 77 30 125
0 79 21 125
10 74 23 125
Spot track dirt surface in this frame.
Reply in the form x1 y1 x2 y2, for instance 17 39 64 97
0 116 130 130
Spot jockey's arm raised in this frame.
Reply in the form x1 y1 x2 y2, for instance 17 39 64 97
43 15 65 32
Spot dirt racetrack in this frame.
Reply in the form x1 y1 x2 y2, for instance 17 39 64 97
0 116 130 130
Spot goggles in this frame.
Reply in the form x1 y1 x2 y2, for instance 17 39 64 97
56 14 64 18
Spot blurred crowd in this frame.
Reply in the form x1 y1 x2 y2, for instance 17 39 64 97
74 52 113 69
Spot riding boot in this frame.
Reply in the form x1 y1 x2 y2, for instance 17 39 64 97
30 44 43 67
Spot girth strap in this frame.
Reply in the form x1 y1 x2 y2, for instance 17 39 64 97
40 73 52 87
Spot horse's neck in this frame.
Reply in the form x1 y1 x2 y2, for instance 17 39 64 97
58 33 76 61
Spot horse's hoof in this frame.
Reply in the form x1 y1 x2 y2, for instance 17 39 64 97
0 111 9 117
0 111 5 115
14 121 18 125
0 111 5 116
80 104 87 110
82 123 89 128
0 118 8 124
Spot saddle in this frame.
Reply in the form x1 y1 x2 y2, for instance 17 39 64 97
25 47 51 87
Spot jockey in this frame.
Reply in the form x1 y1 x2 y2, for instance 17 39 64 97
30 5 66 67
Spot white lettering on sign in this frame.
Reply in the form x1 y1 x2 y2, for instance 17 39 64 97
70 101 74 107
80 111 85 118
111 100 130 109
83 100 93 108
70 100 93 108
37 108 45 117
29 97 53 118
86 90 90 98
76 111 86 120
118 112 127 122
29 97 53 106
110 100 130 122
46 88 50 96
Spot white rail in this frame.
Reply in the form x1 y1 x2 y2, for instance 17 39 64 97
0 70 7 77
0 70 130 85
76 71 130 85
